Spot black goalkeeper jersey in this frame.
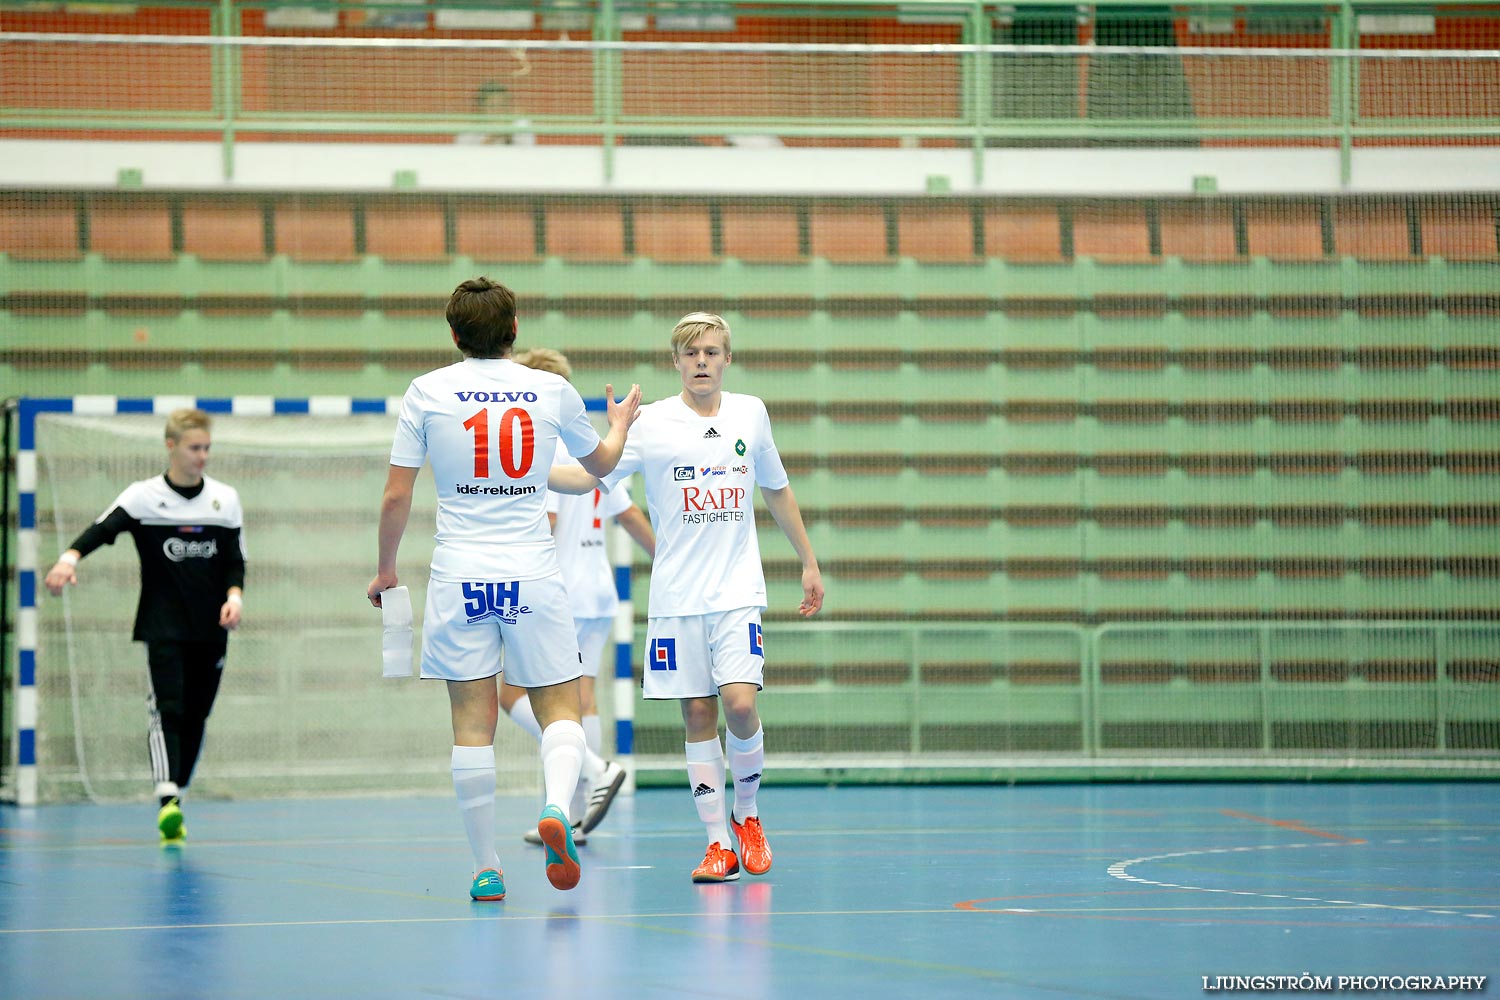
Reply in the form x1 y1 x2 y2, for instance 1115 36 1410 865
69 473 247 643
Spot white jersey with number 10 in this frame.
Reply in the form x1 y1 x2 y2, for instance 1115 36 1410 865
390 357 600 583
601 392 788 618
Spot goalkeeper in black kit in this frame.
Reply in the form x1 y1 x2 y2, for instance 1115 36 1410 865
44 408 246 842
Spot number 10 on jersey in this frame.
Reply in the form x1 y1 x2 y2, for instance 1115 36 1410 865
462 407 535 479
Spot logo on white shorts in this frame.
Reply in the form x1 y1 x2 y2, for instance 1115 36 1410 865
649 637 678 671
462 582 531 625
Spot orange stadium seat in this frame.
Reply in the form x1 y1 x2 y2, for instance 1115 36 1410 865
544 201 627 261
1072 203 1153 263
720 203 803 262
1159 202 1241 262
632 202 716 262
181 200 268 261
454 202 539 261
896 203 978 263
0 195 81 260
365 198 448 262
1333 202 1415 261
809 203 891 262
88 195 174 261
1243 200 1326 261
274 199 358 261
984 203 1064 262
1419 201 1499 261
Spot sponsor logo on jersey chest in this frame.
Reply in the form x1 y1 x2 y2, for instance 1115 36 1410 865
162 537 219 562
454 390 539 403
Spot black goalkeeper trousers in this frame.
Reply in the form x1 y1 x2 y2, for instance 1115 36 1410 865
145 639 228 792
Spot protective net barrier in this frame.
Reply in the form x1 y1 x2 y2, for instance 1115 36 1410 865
1 33 1497 145
28 411 561 802
4 10 1500 797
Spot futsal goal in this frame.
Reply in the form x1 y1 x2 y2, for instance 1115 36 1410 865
6 395 635 806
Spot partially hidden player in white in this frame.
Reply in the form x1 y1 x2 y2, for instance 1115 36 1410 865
367 277 640 901
554 312 824 883
507 348 656 846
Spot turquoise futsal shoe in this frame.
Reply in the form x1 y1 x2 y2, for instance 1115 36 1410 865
536 804 581 890
469 868 506 901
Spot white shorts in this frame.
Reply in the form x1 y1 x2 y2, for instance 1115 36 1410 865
643 607 764 701
574 616 612 680
420 574 583 688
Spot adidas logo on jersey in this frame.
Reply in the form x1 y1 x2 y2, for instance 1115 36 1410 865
703 427 721 439
692 783 715 798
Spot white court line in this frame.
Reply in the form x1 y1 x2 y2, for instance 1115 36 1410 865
1107 838 1497 921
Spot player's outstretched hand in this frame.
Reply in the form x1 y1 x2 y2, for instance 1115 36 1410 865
605 383 642 431
44 561 77 597
367 571 399 608
799 565 825 617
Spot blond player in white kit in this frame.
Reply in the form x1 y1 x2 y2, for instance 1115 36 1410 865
555 312 824 883
367 278 640 902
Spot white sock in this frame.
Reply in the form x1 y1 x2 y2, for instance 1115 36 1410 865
685 736 730 848
539 720 587 823
451 744 500 872
507 694 543 741
581 714 605 782
725 726 764 823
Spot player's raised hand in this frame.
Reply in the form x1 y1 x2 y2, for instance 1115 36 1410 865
799 565 825 617
605 383 642 431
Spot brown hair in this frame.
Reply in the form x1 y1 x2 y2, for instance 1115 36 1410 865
670 311 731 355
164 408 211 442
446 277 518 358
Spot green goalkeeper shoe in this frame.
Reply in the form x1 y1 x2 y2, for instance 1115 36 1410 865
157 798 185 842
537 804 581 891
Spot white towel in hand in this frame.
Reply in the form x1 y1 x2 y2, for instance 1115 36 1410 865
381 586 414 678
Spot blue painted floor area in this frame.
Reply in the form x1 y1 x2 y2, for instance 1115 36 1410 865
2 783 1496 999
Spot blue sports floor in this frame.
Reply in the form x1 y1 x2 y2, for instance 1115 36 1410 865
2 782 1496 999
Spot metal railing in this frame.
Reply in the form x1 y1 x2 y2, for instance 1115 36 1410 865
2 0 1498 184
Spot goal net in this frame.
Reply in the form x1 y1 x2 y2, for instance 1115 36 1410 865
23 401 609 803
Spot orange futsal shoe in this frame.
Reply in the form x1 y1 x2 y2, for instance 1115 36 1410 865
730 814 772 875
691 842 741 883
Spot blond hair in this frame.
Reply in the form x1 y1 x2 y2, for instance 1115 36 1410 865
164 408 211 442
515 346 572 381
670 312 731 355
